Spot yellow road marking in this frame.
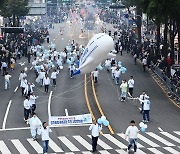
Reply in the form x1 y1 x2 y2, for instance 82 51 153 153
91 75 115 134
84 74 103 135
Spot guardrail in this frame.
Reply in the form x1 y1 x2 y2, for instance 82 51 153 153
150 63 180 102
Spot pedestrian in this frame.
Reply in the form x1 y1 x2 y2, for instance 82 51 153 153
120 80 128 101
111 64 116 80
38 70 46 86
47 35 50 43
24 82 35 96
89 120 102 153
40 122 52 154
69 64 75 78
142 56 147 72
23 96 31 124
92 68 99 83
51 69 58 87
30 92 38 115
29 113 42 140
43 74 50 93
19 70 27 81
125 120 139 154
139 91 149 114
114 67 121 84
141 96 151 122
1 61 7 76
128 76 135 97
134 53 137 65
20 77 28 96
4 72 11 90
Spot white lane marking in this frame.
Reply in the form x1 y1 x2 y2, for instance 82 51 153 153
115 149 128 154
174 131 180 136
158 127 164 132
0 141 12 154
138 134 160 147
27 138 42 153
87 135 112 150
14 86 18 92
11 139 30 154
160 132 180 144
58 136 79 151
99 150 111 154
49 138 64 152
48 91 53 118
82 151 92 154
65 109 69 116
65 153 74 154
30 66 33 70
146 132 175 146
103 134 127 149
0 124 91 131
148 148 164 154
117 133 144 148
2 100 12 129
163 147 180 154
73 135 91 150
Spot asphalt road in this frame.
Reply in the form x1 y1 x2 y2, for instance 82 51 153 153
0 17 179 154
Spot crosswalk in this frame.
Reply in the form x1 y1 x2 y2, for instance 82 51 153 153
0 131 180 154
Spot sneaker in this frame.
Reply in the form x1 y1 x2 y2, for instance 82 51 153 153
121 99 123 102
126 149 129 152
142 120 145 123
134 152 137 154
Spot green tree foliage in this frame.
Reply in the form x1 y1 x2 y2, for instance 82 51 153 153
0 0 29 26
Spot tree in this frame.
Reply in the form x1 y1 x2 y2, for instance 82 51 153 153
0 0 29 27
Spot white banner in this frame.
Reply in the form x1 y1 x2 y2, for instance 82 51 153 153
49 114 92 126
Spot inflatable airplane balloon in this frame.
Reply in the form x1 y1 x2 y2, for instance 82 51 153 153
73 33 115 75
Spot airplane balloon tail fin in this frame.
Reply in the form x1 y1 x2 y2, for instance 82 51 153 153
73 70 81 76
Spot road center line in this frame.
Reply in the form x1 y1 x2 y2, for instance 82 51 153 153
2 100 12 129
65 109 69 116
48 91 53 118
14 86 18 93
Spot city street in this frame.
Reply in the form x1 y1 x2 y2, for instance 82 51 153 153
0 1 180 153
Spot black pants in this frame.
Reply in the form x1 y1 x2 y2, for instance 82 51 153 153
53 79 56 86
45 85 49 93
24 108 30 120
31 104 36 114
94 77 98 83
129 88 133 96
92 136 98 152
2 67 6 76
21 87 25 96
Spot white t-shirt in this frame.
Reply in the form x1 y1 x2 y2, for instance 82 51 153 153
51 72 58 79
114 70 121 78
93 71 99 77
89 124 102 137
41 127 52 141
111 66 117 74
128 79 134 88
125 126 139 139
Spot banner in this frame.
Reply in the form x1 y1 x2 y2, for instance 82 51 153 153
49 114 92 126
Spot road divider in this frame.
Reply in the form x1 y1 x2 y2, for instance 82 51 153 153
2 100 12 129
14 86 18 93
91 75 115 134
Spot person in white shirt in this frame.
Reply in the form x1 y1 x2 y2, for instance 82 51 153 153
20 77 28 96
142 56 147 72
69 64 75 78
141 97 151 122
24 82 35 96
30 92 38 114
4 72 11 90
40 122 52 154
51 69 58 86
111 64 117 80
114 67 121 84
38 70 46 86
105 59 111 72
139 91 149 114
43 74 50 93
125 120 139 154
92 68 99 83
128 76 135 96
24 96 31 124
19 70 27 81
1 61 7 76
29 113 42 140
89 120 102 152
